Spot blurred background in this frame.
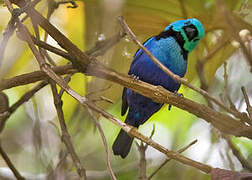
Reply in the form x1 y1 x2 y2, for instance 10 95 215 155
0 0 252 179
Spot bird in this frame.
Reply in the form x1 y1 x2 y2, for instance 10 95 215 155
112 18 205 158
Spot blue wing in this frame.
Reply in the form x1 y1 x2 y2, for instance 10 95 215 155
121 37 155 115
129 37 155 71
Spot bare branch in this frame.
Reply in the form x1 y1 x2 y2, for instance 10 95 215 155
241 86 252 123
0 81 47 133
87 108 117 180
50 82 87 179
0 141 25 180
148 139 198 180
5 2 87 177
223 62 236 111
137 142 147 180
223 135 252 171
0 64 75 90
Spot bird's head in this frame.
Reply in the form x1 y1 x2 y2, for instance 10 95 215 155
165 18 205 52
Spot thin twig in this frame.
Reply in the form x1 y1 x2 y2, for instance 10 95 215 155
0 141 25 180
215 0 252 72
223 62 237 111
148 139 197 180
86 108 117 180
223 135 252 171
117 16 250 123
136 125 155 180
137 142 147 180
0 81 47 133
50 82 87 179
46 150 68 179
4 1 87 177
0 16 16 67
0 64 76 91
241 86 252 124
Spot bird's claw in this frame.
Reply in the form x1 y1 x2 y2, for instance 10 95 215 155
168 104 172 110
168 91 183 110
130 74 140 82
174 91 184 97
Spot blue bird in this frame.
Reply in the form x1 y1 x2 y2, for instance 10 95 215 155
112 18 205 158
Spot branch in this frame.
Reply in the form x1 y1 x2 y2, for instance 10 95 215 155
86 108 117 180
0 81 47 133
137 141 147 180
148 139 197 180
241 86 252 123
215 0 252 72
50 82 87 179
223 135 252 171
4 2 87 178
223 62 236 111
0 64 75 90
0 141 25 180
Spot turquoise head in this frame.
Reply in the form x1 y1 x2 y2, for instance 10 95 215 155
165 18 205 52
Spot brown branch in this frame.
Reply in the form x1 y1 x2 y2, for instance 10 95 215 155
223 62 237 111
0 81 47 133
136 125 155 180
31 35 72 60
0 64 76 90
5 2 87 177
137 142 147 180
0 15 16 67
117 16 250 123
50 82 87 179
223 135 252 171
46 150 68 179
148 139 198 180
86 108 117 180
241 86 252 123
215 0 252 72
0 141 25 180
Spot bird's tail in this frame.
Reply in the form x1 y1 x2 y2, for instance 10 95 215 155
112 128 134 158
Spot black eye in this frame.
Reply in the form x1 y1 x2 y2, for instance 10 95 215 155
183 25 198 41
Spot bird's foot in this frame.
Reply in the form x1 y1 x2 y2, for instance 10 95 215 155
174 91 184 97
130 74 140 82
168 91 183 110
168 104 172 110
